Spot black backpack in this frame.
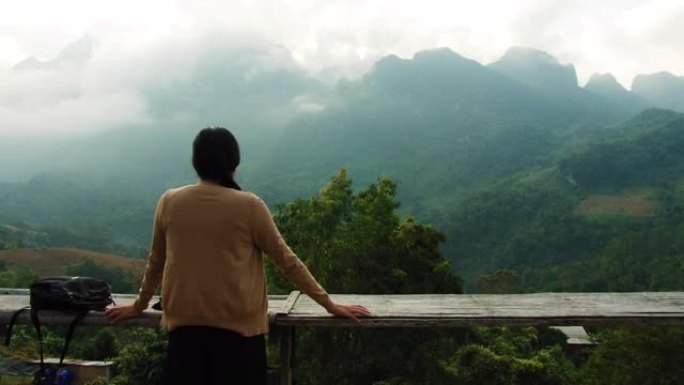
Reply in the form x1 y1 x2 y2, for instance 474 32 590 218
29 276 114 311
4 276 115 385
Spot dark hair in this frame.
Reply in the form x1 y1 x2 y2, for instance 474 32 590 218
192 127 242 190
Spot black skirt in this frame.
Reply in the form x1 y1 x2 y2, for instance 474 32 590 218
162 326 267 385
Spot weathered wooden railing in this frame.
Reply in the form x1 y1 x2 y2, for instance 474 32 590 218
3 289 684 384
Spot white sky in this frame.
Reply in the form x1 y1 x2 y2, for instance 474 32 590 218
0 0 683 136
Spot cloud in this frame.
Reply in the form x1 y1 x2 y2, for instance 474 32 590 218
0 90 149 138
0 26 310 137
0 38 150 137
172 0 684 88
1 0 683 138
507 0 684 87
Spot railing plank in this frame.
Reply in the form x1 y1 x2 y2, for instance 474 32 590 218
280 292 684 327
0 292 288 327
2 291 684 328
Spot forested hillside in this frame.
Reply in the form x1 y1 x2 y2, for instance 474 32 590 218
2 47 676 260
3 108 684 384
445 109 684 290
1 47 683 294
254 47 637 206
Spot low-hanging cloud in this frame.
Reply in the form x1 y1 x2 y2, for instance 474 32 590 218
0 36 148 138
0 26 312 137
174 0 684 85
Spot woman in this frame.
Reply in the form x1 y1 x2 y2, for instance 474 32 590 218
105 127 370 385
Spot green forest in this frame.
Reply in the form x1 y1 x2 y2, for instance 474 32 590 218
4 167 684 384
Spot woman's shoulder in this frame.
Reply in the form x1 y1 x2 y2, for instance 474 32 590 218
237 190 266 205
160 184 194 199
158 185 266 207
233 191 272 214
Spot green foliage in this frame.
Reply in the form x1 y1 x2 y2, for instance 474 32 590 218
269 169 462 295
1 104 683 384
110 329 167 385
7 325 65 359
476 269 526 294
559 117 684 190
444 168 595 287
0 265 38 288
447 344 576 385
444 327 577 385
0 174 155 257
293 328 459 385
268 169 463 384
443 111 684 293
0 225 48 250
82 378 113 385
581 327 684 385
43 225 146 258
72 328 119 361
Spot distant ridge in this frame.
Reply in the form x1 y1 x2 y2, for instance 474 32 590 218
585 73 647 111
585 73 629 95
0 247 144 278
632 72 684 112
488 47 578 92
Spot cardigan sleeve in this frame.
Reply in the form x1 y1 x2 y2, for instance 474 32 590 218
133 192 168 311
250 195 333 309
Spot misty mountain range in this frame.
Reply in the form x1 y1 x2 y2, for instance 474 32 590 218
1 37 684 257
2 38 683 183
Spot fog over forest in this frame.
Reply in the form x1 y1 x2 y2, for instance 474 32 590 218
1 34 682 276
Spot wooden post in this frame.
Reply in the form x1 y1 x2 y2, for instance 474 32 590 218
279 326 295 385
267 325 296 385
268 291 300 385
278 291 299 385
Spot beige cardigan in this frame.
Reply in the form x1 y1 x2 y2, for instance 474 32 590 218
133 183 332 336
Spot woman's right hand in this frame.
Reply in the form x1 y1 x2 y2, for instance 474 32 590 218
105 304 143 323
325 301 371 322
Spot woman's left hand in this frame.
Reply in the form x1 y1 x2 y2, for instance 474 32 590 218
324 301 371 323
105 305 143 323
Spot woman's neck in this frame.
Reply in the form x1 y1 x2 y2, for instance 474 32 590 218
198 179 221 187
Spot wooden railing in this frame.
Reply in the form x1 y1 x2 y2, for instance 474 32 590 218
3 289 684 384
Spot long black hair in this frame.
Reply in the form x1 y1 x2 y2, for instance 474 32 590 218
192 127 242 190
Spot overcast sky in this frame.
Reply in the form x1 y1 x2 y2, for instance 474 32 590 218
1 0 683 136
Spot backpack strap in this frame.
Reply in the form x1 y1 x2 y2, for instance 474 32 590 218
30 308 47 379
31 308 89 376
4 306 30 346
58 310 88 367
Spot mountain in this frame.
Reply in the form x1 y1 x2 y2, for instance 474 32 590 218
0 43 680 261
489 47 578 93
0 247 144 278
632 72 684 112
585 73 626 95
489 47 642 118
444 109 684 289
584 73 647 111
254 47 641 208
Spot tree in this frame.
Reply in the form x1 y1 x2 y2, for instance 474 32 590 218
267 169 464 384
269 168 462 295
444 327 577 385
476 269 525 294
580 326 684 385
0 264 38 288
109 329 167 385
